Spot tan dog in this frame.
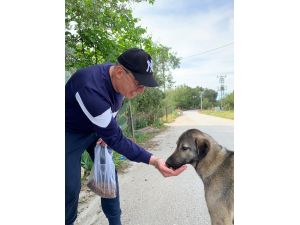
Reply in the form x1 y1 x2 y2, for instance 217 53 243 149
166 129 234 225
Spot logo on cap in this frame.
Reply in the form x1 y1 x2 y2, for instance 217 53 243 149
146 59 153 73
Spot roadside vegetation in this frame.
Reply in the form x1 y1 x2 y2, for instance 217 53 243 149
161 109 182 123
200 110 234 120
200 92 234 119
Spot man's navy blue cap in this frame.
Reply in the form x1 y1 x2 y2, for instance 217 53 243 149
117 48 159 87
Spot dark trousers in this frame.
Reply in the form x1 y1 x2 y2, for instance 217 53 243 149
65 132 122 225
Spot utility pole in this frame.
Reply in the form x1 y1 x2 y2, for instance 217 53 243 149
128 100 135 140
200 91 203 111
217 75 226 110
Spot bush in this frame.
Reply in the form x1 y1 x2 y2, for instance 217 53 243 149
81 150 93 172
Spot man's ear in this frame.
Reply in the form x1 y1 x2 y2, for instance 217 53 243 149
115 66 123 79
195 137 209 160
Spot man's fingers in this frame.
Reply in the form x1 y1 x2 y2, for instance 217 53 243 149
163 166 176 173
158 165 175 177
96 138 103 145
96 138 107 146
160 164 187 177
173 165 187 175
154 158 187 177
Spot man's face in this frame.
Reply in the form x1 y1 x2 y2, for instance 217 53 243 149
117 66 145 99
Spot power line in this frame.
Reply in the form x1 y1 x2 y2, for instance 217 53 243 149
181 42 233 60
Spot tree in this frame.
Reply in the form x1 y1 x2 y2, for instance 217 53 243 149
144 43 180 91
222 91 234 110
131 88 165 128
166 85 218 110
65 0 154 70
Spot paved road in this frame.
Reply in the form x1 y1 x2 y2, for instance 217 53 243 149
76 110 234 225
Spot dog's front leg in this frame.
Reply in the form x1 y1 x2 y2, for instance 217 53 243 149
209 212 232 225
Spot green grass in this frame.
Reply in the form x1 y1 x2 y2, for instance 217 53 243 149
200 110 234 120
134 131 155 143
112 151 125 169
81 150 93 172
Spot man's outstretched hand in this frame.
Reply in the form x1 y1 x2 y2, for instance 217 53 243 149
149 156 187 177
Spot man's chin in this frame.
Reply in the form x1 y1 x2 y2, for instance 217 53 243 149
126 95 134 99
127 92 137 99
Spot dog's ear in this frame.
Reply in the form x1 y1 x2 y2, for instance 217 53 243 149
195 137 210 160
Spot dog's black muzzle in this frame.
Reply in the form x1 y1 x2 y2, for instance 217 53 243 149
165 159 172 168
166 157 182 170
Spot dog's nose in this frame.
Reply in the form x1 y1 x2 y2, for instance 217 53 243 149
165 158 172 168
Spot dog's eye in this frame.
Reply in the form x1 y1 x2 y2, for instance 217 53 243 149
182 146 190 151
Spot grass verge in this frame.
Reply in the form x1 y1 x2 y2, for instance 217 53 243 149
200 110 234 120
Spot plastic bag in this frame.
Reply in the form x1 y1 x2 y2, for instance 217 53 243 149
87 145 117 198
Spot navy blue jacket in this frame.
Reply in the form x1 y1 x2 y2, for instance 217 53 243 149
65 63 152 164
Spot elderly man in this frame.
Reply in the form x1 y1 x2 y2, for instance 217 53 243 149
65 48 186 225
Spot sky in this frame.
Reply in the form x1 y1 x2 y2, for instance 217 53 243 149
132 0 234 96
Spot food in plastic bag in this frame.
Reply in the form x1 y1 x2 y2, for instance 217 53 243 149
87 145 117 198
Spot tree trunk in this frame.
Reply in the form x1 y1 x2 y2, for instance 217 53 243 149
94 45 98 64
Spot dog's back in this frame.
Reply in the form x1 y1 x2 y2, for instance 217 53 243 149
201 149 234 225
